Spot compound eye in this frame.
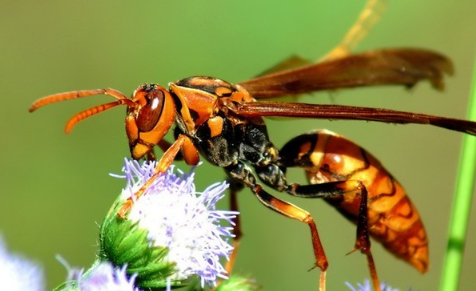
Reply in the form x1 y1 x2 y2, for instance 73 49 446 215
137 89 165 132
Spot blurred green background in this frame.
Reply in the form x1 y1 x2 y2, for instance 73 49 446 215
1 0 475 290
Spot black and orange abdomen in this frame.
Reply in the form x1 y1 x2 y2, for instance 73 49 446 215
280 129 428 273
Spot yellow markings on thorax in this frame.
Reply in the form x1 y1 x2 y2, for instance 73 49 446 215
215 86 233 97
208 116 224 138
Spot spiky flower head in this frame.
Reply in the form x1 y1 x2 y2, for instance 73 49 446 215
0 236 45 291
100 159 238 289
58 261 139 291
346 279 412 291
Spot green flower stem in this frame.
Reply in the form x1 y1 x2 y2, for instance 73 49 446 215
439 53 476 291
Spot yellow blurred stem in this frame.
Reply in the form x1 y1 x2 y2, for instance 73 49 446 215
321 0 388 61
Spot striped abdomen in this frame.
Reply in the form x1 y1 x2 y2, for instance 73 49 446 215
280 129 428 273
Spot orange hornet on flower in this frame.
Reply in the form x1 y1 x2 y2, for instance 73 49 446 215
29 47 476 291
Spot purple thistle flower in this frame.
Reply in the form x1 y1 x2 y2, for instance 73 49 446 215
346 279 413 291
103 159 238 288
0 236 45 291
66 261 139 291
